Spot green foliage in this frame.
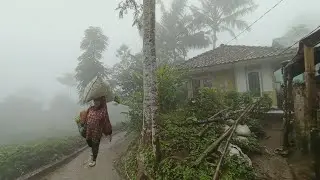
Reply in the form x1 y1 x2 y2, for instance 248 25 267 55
221 156 255 180
186 89 253 120
232 136 261 155
124 91 143 133
122 89 272 180
246 118 265 138
157 65 188 113
250 94 272 119
75 26 109 95
123 65 188 132
0 136 86 180
111 44 143 98
114 95 121 104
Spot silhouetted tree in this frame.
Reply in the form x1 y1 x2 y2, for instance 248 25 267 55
75 26 109 95
56 73 77 87
191 0 257 49
156 0 210 64
111 44 143 97
272 24 310 48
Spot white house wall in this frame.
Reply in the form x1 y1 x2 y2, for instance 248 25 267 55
234 65 247 92
233 62 275 93
261 63 274 92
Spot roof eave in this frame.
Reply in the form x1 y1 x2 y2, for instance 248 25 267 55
184 53 296 73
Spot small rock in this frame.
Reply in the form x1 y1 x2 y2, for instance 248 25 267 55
235 136 249 143
226 119 235 126
218 143 252 166
235 124 251 137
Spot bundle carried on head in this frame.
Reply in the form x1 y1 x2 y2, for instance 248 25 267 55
79 75 109 105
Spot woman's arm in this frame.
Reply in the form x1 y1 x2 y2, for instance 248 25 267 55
79 109 89 124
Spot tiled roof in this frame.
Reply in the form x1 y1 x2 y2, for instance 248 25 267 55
181 44 297 69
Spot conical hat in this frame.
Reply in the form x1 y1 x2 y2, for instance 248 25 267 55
80 75 108 104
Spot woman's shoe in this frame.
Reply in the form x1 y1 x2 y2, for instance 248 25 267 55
89 161 96 167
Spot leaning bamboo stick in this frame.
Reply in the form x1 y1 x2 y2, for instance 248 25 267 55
193 125 233 166
193 105 253 166
212 103 255 180
198 108 230 137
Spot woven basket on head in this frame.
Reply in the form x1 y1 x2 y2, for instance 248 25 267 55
80 75 109 105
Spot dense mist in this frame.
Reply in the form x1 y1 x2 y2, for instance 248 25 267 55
0 0 319 144
0 92 128 145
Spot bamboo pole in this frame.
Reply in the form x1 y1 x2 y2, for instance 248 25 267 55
303 44 320 178
281 68 289 149
304 45 316 130
198 108 230 137
212 104 255 180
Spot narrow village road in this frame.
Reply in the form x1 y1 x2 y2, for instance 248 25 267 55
42 131 129 180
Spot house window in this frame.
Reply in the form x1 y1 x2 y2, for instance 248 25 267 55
247 71 261 97
203 79 212 88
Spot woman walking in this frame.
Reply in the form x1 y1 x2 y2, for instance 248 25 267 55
80 95 112 167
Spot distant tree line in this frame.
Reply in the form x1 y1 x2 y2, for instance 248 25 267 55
0 93 80 144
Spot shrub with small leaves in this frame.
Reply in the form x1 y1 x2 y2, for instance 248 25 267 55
119 89 272 180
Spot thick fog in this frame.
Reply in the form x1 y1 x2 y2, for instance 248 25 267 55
0 0 319 144
0 0 319 100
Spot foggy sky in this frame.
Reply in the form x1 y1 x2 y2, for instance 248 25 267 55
0 0 319 102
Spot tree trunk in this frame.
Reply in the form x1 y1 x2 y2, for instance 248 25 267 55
212 31 217 49
137 0 159 178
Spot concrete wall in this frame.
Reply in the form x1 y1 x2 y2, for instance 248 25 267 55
292 85 308 152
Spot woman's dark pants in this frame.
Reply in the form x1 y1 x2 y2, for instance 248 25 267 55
86 139 100 161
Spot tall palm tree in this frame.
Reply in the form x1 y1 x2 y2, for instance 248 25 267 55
190 0 257 49
157 0 210 64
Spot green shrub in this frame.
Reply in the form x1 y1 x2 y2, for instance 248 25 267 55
0 136 86 180
121 89 272 180
221 156 255 180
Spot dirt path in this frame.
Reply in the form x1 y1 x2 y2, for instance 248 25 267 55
41 132 130 180
252 116 294 180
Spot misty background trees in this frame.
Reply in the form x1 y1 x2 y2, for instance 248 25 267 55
0 93 80 144
156 0 210 64
0 0 319 179
190 0 257 49
0 0 315 147
272 24 311 48
75 26 109 95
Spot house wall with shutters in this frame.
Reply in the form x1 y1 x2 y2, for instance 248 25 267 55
211 70 236 90
187 61 280 107
187 70 236 98
234 62 277 107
